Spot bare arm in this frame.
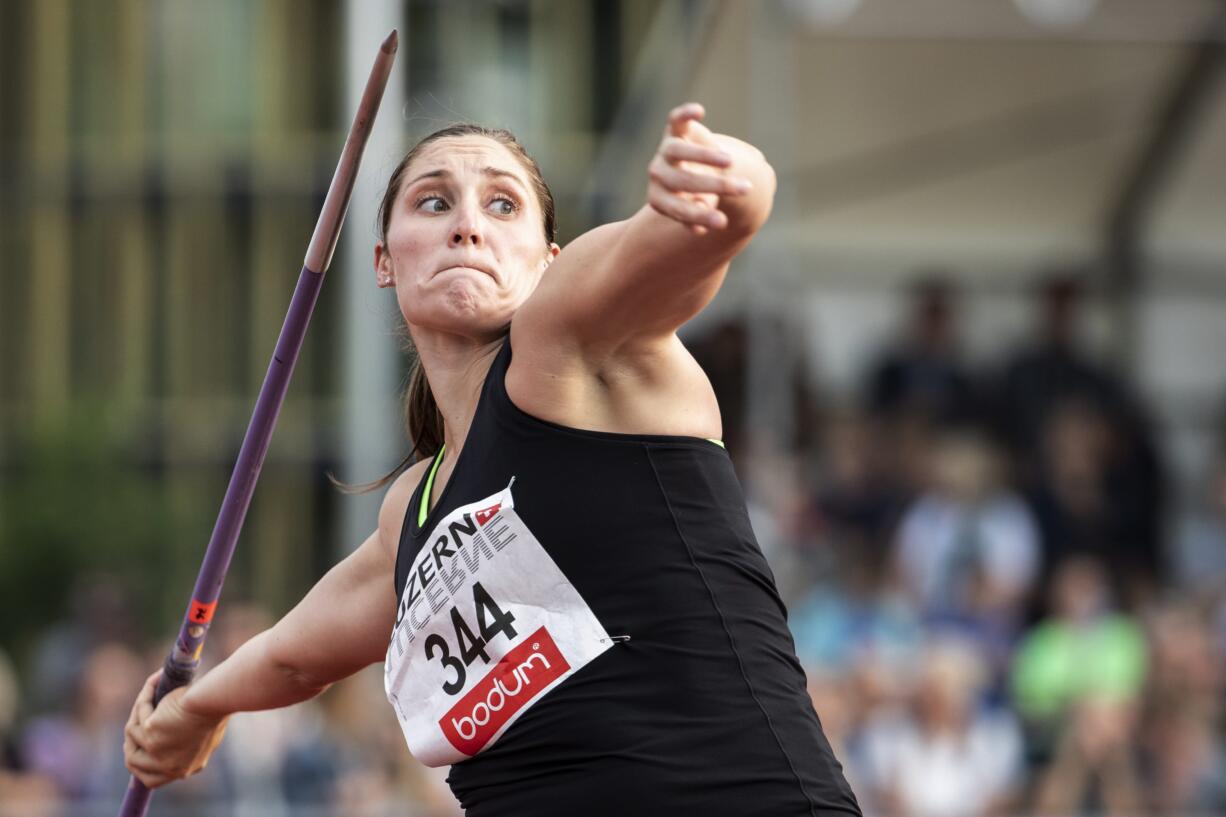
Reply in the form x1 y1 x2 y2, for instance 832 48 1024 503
180 526 398 718
189 461 420 715
518 103 776 359
125 463 422 788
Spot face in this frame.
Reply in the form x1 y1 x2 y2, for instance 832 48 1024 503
375 135 559 341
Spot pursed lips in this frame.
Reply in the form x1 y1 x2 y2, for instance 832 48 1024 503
435 263 496 282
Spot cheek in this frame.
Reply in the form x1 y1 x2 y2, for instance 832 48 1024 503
506 235 550 286
393 235 434 282
386 216 441 274
515 261 547 300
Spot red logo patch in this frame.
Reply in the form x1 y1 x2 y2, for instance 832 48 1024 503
474 503 501 527
440 626 569 756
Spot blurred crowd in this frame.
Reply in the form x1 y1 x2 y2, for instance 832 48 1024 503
695 274 1226 817
3 274 1226 817
0 598 462 817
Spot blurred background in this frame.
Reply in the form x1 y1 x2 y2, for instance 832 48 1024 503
3 0 1226 815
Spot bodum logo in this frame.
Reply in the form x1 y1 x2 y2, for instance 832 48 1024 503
440 625 570 756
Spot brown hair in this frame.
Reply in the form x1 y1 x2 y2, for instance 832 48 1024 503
336 124 556 495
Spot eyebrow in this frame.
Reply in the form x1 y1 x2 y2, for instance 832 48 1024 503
405 167 528 192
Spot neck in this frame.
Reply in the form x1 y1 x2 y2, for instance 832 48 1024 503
411 327 505 460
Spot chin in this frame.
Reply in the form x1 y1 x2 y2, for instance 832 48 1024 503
403 284 515 339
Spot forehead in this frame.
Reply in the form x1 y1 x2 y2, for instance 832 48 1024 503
407 135 525 180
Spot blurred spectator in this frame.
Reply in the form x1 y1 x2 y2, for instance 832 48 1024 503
1137 602 1226 814
1172 445 1226 595
809 409 906 586
1033 696 1144 815
1011 557 1147 813
1027 397 1164 607
857 636 1023 817
864 275 978 429
789 577 924 685
1011 556 1147 731
22 641 144 803
792 408 924 681
893 429 1039 644
0 648 60 815
994 274 1165 602
26 574 138 715
993 273 1120 459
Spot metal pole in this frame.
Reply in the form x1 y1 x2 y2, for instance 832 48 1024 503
1104 4 1226 372
746 2 800 465
340 0 407 554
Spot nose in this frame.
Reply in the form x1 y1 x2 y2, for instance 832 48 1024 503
448 201 484 248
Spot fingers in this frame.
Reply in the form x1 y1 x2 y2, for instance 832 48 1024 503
653 102 746 232
130 764 173 791
661 137 732 169
667 102 705 138
124 709 158 784
682 117 716 145
123 719 142 757
122 673 227 792
650 154 751 197
124 739 204 791
137 680 157 724
125 671 158 751
124 732 194 790
124 669 173 787
126 750 165 788
648 188 728 231
140 669 161 706
124 728 171 790
139 669 160 704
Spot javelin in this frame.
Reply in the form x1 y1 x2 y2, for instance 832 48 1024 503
118 29 399 817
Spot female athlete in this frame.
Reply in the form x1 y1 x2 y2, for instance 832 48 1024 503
123 103 862 816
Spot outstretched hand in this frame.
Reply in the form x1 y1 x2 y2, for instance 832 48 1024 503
647 103 754 236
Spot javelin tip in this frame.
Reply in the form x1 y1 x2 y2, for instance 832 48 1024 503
382 29 398 54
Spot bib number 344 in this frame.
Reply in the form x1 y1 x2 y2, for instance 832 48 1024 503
424 581 517 695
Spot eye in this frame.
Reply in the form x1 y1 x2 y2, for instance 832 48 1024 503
488 196 518 216
415 195 449 214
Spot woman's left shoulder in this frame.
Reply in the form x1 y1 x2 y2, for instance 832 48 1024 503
507 321 722 440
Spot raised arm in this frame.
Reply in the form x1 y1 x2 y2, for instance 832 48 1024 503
124 464 422 788
519 103 776 358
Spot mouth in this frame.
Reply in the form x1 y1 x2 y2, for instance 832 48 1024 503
436 263 496 281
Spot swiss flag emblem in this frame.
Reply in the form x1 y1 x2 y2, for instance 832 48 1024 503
474 503 501 527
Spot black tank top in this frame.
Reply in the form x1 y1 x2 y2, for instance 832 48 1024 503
390 338 860 817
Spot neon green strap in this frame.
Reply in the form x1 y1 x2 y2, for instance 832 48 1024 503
418 444 446 527
707 438 725 449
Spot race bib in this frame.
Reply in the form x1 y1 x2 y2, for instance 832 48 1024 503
384 478 613 767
